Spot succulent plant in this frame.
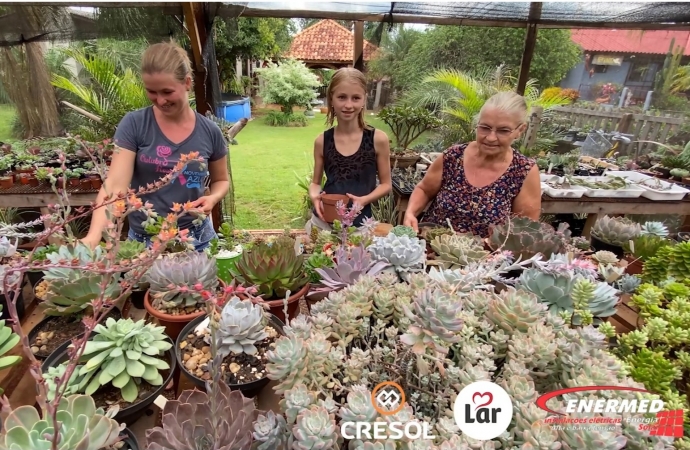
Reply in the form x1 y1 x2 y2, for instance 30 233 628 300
115 239 146 262
484 288 548 334
265 334 309 395
640 221 669 237
671 168 690 178
214 296 268 358
252 410 289 450
487 216 571 261
147 251 219 311
591 215 641 247
40 273 121 317
430 232 489 269
0 394 122 450
304 252 334 283
592 250 619 265
626 234 671 261
314 244 389 291
231 239 309 299
0 313 21 396
43 363 83 401
570 236 591 251
615 274 641 294
43 243 105 281
77 318 171 402
668 241 690 280
0 236 17 258
400 288 463 354
391 225 417 238
145 381 259 450
292 406 341 450
419 225 453 243
367 232 426 274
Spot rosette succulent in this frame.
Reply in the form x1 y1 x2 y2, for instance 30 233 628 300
367 232 426 274
314 244 389 291
592 250 619 265
0 237 17 258
488 216 570 260
147 251 218 310
76 318 172 402
43 243 105 281
145 381 259 450
484 288 548 334
215 296 268 357
292 406 341 450
0 314 20 395
231 238 309 299
400 288 463 354
41 274 121 317
591 215 641 247
0 394 122 450
430 232 489 269
640 221 669 237
391 225 417 238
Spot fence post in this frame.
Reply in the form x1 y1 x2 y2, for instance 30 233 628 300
616 113 634 155
524 106 543 151
618 87 628 108
643 91 653 112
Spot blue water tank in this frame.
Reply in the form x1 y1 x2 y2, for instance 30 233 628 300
216 97 251 122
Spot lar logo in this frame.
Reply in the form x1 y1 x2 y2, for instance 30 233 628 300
454 381 513 440
371 381 406 415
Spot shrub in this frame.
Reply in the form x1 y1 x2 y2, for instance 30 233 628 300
264 111 308 127
256 59 320 116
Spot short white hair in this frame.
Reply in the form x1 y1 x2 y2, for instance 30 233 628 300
478 91 529 125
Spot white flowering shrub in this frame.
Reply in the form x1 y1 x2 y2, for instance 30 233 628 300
256 58 320 115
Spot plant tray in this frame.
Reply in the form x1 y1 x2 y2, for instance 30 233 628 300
541 182 587 199
392 177 415 195
580 176 645 198
604 171 690 201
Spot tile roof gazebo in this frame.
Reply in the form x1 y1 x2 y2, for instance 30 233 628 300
285 19 379 69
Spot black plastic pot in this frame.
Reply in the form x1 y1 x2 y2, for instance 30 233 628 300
26 271 44 287
590 236 625 259
0 289 25 322
41 329 176 427
121 427 140 450
551 214 587 237
176 312 286 398
27 307 122 360
129 289 146 309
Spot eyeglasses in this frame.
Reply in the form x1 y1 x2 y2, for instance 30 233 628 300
476 124 521 139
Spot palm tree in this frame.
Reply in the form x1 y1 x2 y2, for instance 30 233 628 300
401 65 570 146
671 65 690 94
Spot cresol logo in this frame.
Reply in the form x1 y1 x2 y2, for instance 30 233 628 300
340 381 436 441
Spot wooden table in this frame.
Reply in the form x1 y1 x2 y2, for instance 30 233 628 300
392 186 690 237
0 185 98 213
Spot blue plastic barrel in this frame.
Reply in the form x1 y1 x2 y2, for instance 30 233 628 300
216 97 251 122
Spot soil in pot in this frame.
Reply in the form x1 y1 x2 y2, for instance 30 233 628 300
320 193 350 223
28 308 121 358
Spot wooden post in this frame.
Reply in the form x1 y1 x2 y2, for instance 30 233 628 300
616 113 634 155
353 20 364 72
183 2 210 116
517 2 542 95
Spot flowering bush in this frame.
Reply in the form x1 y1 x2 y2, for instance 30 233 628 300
601 83 618 97
256 58 320 115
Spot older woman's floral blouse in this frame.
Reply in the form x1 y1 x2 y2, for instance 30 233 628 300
422 143 534 238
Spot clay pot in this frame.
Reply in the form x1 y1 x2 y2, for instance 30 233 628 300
19 175 30 185
319 107 328 114
28 176 39 187
320 194 350 223
89 175 102 189
68 178 80 187
143 290 205 341
0 176 13 189
245 283 309 324
624 255 643 275
79 178 91 189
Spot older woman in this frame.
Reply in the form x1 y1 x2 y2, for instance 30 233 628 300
403 91 541 238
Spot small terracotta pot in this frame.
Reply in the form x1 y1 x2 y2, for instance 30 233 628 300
68 178 80 187
19 175 30 185
244 283 309 324
624 255 643 275
89 176 102 189
319 107 328 114
143 290 206 341
79 178 91 189
0 177 13 189
320 194 350 223
28 176 39 187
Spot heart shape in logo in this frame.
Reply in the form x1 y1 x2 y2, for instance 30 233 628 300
472 392 493 410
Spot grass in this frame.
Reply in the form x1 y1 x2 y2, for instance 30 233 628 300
0 105 15 142
226 110 397 230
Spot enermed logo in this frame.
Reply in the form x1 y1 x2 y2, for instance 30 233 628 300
341 382 436 440
454 381 514 440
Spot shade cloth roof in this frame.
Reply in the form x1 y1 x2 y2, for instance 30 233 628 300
571 29 690 55
286 19 378 62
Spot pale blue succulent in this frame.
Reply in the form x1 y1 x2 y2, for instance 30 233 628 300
367 232 426 273
640 221 669 237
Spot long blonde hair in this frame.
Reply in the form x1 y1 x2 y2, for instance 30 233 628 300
141 41 193 86
325 67 370 129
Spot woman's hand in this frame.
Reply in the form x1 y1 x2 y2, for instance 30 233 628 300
403 212 419 232
191 195 219 214
346 193 368 208
310 192 325 221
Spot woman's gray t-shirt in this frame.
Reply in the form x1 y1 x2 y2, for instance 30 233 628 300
113 106 228 235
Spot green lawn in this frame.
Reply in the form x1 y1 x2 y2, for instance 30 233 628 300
227 111 397 230
0 105 15 142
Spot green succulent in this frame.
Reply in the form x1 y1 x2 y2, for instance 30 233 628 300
292 406 341 450
76 318 172 402
115 239 146 262
430 232 489 269
231 239 309 299
0 394 122 450
400 289 463 354
146 251 218 311
625 234 671 261
488 216 571 261
391 225 417 238
145 381 259 450
43 243 105 281
591 215 641 247
43 363 83 401
668 241 690 280
626 348 683 394
663 281 690 300
614 274 641 294
641 246 672 284
0 313 21 396
484 288 548 335
304 252 334 284
40 274 121 317
252 410 289 450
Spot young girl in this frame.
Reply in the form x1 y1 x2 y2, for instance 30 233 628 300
81 41 230 251
309 68 392 229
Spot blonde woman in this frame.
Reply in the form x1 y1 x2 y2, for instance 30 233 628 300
403 91 541 238
308 68 392 229
81 42 230 251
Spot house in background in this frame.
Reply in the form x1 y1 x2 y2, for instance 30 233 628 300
560 29 690 103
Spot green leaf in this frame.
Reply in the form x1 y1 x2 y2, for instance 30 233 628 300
84 372 103 396
109 347 123 358
125 349 141 360
112 370 130 389
141 364 158 382
121 377 138 402
0 355 21 370
0 332 19 355
107 354 126 377
125 359 145 378
83 348 110 369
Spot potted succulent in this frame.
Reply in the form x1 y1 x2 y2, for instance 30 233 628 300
176 295 285 398
378 104 442 169
622 222 672 275
42 317 176 426
143 251 222 340
230 234 309 323
0 156 13 190
590 215 641 258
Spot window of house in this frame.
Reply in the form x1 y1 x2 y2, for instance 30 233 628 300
593 65 608 73
627 60 652 82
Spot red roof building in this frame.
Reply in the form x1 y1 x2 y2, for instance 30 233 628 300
285 19 379 69
571 29 690 56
